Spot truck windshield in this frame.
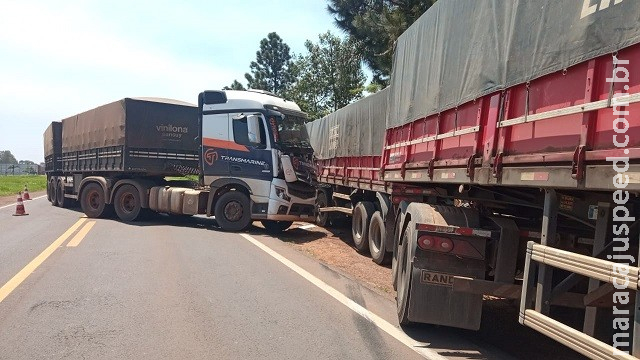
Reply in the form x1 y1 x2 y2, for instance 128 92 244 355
269 113 311 148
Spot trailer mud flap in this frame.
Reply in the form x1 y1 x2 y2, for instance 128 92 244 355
408 256 484 330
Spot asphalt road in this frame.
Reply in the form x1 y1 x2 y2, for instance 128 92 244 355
0 196 582 360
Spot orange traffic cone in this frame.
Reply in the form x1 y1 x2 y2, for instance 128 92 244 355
22 184 31 200
13 192 29 216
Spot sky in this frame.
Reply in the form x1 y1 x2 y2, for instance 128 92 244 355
0 0 342 162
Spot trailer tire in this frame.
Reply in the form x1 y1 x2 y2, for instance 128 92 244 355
396 224 414 326
315 191 330 227
81 182 109 218
114 184 142 222
261 220 293 233
49 178 58 206
352 201 375 253
214 191 252 231
369 211 391 265
57 179 71 208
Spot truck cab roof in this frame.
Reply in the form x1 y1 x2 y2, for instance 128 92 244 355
201 90 303 114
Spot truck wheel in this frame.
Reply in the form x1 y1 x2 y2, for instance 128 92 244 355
81 183 109 218
392 215 402 291
369 211 391 265
49 178 58 206
114 184 142 222
261 220 293 233
315 191 329 227
214 191 252 231
47 178 53 203
396 224 414 326
57 179 71 208
352 201 374 253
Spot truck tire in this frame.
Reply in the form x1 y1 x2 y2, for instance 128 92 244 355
369 211 391 265
315 191 330 227
114 184 142 222
49 178 58 206
214 191 252 231
396 223 414 326
57 179 71 208
261 220 293 233
47 178 53 203
81 182 110 218
352 201 375 253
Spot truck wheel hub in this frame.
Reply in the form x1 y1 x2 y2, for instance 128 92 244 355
120 194 135 213
224 201 243 222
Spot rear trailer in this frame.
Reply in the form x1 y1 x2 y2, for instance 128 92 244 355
308 0 640 358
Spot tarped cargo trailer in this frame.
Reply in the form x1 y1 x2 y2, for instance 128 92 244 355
311 1 640 356
43 121 62 173
307 88 389 187
59 98 199 176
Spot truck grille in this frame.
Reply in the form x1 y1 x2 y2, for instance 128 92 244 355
287 181 316 200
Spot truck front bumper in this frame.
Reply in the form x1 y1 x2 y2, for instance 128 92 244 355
264 179 316 222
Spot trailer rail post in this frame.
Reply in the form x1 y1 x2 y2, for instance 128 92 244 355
535 189 558 314
584 202 611 336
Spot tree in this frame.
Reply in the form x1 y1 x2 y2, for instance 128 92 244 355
223 80 246 91
244 32 296 96
19 160 35 165
327 0 436 84
289 32 365 120
0 150 18 164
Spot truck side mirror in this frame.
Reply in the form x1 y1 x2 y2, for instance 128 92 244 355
247 115 262 145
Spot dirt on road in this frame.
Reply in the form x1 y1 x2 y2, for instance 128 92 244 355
276 222 395 300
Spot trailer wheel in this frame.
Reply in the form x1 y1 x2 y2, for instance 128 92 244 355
261 220 293 233
369 211 391 265
315 191 330 227
391 214 403 291
114 184 142 222
81 182 109 218
396 224 414 326
47 178 53 203
214 191 252 231
57 179 71 208
352 201 375 253
49 178 58 206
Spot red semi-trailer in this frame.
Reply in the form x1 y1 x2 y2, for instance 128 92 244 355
307 1 640 358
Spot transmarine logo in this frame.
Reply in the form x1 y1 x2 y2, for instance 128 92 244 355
204 148 218 165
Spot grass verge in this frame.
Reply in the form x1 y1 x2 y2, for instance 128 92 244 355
0 175 47 197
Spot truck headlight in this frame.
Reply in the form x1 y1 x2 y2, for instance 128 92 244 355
275 186 291 202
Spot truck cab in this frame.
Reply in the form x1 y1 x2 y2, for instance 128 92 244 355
199 89 317 231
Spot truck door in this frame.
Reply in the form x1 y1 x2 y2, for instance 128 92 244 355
228 113 273 181
201 113 231 178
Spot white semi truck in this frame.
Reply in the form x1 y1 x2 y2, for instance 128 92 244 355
44 90 316 232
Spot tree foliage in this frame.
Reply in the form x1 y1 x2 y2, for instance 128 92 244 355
289 32 365 120
223 80 246 91
244 32 296 96
0 150 18 164
327 0 436 84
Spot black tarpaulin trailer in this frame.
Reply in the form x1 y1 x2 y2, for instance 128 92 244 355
57 97 199 176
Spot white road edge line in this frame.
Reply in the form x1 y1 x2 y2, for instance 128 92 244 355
0 195 47 210
240 233 447 360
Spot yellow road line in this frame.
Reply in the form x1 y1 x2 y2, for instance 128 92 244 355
0 217 86 303
66 221 96 247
